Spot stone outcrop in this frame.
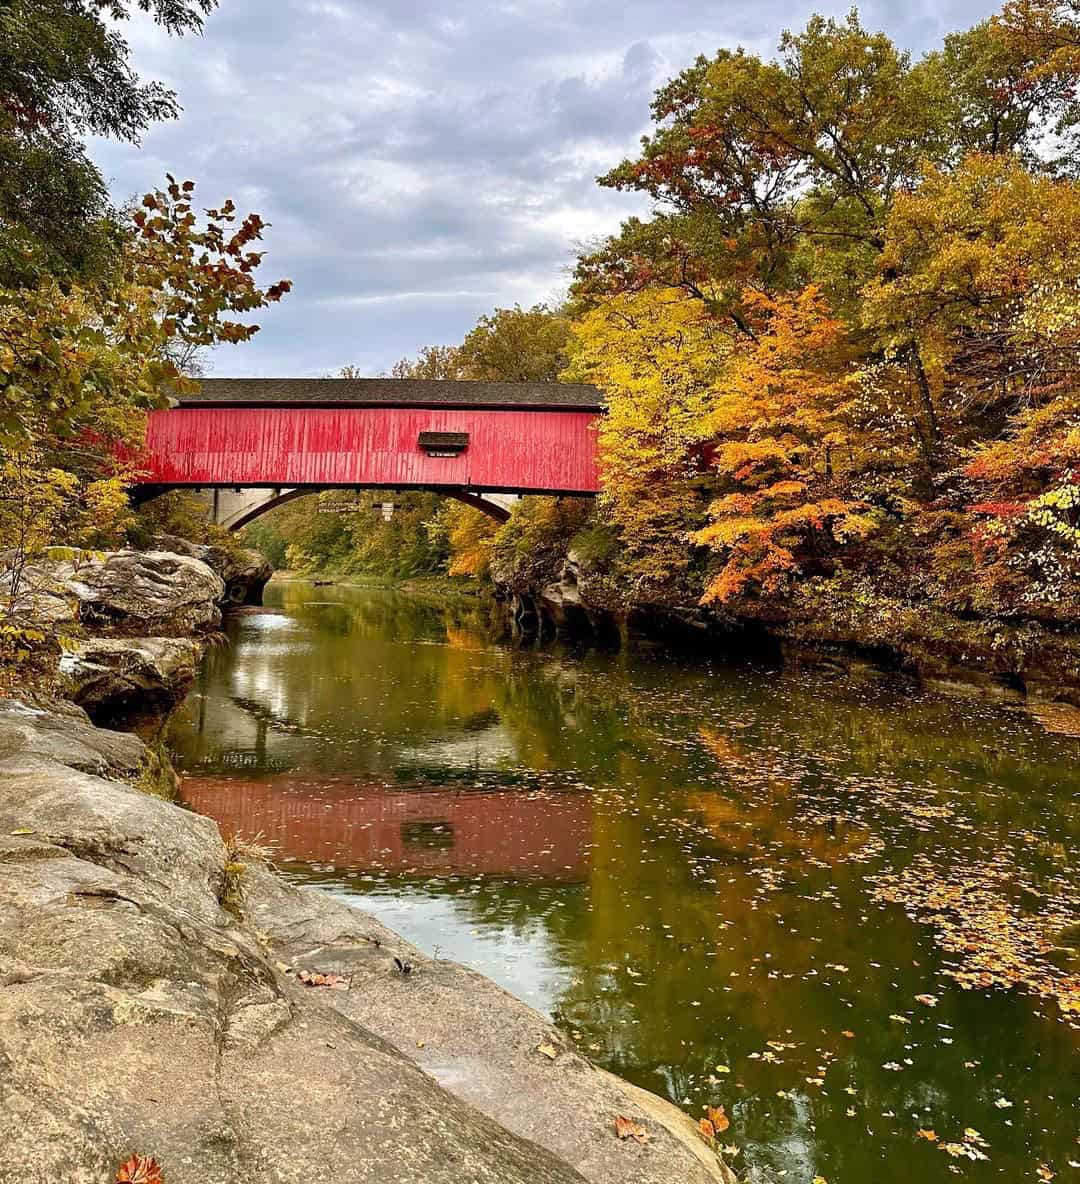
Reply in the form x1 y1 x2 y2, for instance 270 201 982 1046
0 698 153 784
0 700 734 1184
2 550 225 637
2 549 227 722
67 550 225 635
59 637 205 720
244 868 735 1184
152 535 273 607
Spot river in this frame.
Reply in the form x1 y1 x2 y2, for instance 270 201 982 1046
167 580 1079 1184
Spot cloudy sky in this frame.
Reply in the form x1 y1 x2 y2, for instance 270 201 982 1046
92 0 999 378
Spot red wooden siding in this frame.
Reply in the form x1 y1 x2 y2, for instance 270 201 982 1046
137 406 601 494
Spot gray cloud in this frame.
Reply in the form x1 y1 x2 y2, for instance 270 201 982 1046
92 0 1000 377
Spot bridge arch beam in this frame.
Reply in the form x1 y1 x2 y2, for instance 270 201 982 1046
145 486 520 531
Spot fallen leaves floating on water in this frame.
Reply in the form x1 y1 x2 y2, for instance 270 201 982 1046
708 1104 730 1132
917 1129 938 1142
296 970 348 990
871 853 1080 1019
914 994 939 1007
115 1155 163 1184
939 1127 990 1162
699 1104 731 1143
614 1115 650 1144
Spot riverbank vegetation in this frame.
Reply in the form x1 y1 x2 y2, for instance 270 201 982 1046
250 1 1080 676
0 1 288 670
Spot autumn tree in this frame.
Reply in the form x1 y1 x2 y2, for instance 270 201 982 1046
691 288 878 605
0 177 290 629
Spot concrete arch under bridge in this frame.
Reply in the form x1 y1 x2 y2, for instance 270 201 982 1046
130 378 603 528
189 485 522 531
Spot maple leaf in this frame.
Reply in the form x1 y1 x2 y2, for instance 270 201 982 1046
614 1115 650 1144
115 1154 163 1184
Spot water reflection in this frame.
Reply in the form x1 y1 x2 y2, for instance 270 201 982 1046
182 776 592 880
169 582 1080 1184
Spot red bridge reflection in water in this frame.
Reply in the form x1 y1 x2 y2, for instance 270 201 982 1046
181 774 593 881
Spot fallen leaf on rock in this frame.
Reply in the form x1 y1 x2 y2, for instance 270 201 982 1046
297 970 348 990
615 1115 650 1144
699 1118 715 1141
536 1042 558 1060
115 1154 163 1184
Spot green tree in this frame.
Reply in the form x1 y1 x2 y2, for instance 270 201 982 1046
0 0 216 286
458 304 569 382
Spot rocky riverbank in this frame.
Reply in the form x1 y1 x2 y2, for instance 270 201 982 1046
0 549 734 1184
502 551 1080 702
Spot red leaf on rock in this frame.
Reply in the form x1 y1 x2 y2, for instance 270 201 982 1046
297 969 349 990
615 1115 650 1144
115 1154 163 1184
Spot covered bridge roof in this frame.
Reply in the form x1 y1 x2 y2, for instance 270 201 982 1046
177 378 603 412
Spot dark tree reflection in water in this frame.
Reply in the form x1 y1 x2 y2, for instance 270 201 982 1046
168 582 1080 1184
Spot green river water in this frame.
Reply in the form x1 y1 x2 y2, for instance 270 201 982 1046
167 580 1079 1184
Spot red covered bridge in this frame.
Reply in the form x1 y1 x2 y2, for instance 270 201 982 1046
133 378 603 527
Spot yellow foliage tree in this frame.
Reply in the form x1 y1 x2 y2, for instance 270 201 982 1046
445 504 499 578
565 286 732 591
